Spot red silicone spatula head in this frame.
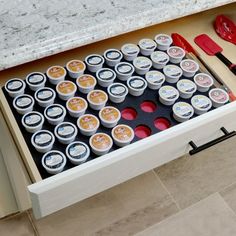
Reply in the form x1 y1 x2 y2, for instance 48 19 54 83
171 33 197 55
214 15 236 45
194 34 223 56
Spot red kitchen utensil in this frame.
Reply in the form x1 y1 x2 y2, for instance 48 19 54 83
171 33 236 101
194 34 236 75
214 15 236 45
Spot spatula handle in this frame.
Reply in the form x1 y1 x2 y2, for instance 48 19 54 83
215 52 236 75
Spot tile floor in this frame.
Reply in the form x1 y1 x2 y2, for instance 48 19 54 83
1 137 236 236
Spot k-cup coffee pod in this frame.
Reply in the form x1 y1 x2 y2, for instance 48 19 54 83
89 133 113 156
54 122 78 145
56 80 76 101
46 65 66 85
127 76 147 96
145 70 165 90
22 111 44 133
114 62 134 81
103 49 123 67
44 104 66 125
76 74 97 94
209 88 229 108
167 46 185 64
172 102 194 123
85 54 104 72
5 78 26 98
180 59 199 78
177 79 197 99
154 34 173 51
66 97 87 118
77 114 100 136
87 90 108 110
191 95 212 115
193 73 214 92
13 94 34 115
25 72 46 91
111 124 134 147
31 130 55 153
99 106 121 128
138 38 157 56
66 141 90 165
34 87 56 107
163 64 183 83
133 56 152 75
150 51 169 69
158 85 179 106
66 59 86 79
96 68 116 87
42 150 67 175
107 83 128 103
121 43 140 61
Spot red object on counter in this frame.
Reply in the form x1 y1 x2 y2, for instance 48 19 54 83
214 15 236 45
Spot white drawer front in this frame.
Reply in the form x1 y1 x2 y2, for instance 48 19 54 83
28 102 236 218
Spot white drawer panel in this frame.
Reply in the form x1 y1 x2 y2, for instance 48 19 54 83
28 101 236 218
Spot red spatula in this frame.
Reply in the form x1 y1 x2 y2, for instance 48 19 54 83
194 34 236 75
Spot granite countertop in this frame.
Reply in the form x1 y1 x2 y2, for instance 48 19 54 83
0 0 234 71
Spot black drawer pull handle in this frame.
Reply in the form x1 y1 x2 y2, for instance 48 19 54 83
189 127 236 155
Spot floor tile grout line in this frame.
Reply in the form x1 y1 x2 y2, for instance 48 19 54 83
152 169 181 211
218 180 236 195
26 210 39 236
218 193 236 218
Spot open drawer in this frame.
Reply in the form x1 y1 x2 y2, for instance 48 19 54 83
0 3 236 219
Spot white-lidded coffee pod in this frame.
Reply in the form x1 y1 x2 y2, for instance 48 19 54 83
138 38 157 56
89 133 113 156
85 54 104 72
127 76 147 96
107 83 128 103
42 150 67 175
76 74 97 94
154 34 173 51
159 85 179 106
104 49 123 67
87 90 108 110
56 80 76 101
46 65 66 85
193 73 214 92
99 106 121 128
145 70 165 90
66 97 87 118
177 79 197 99
114 62 134 81
54 122 78 145
111 124 134 147
191 94 212 115
77 114 100 136
163 64 183 83
22 111 44 133
5 78 26 98
167 46 185 64
133 56 152 75
26 72 46 91
13 94 34 115
31 130 55 153
150 51 169 69
66 59 86 79
34 87 56 107
66 141 90 165
208 88 229 108
172 102 194 123
96 68 116 87
121 43 140 61
180 59 199 78
44 104 66 125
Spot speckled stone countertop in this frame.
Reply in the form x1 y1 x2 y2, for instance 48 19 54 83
0 0 234 71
